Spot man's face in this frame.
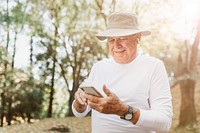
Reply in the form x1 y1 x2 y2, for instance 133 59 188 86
108 34 140 64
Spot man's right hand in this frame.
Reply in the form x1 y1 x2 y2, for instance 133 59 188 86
74 88 88 113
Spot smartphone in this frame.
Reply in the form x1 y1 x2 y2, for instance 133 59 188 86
80 86 102 97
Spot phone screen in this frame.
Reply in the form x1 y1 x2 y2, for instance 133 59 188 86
80 86 102 97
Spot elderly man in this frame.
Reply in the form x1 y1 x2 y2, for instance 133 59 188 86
72 11 173 133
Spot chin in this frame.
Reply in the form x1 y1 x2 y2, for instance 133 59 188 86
114 59 127 64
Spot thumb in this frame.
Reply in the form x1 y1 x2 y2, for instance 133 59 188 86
103 84 112 96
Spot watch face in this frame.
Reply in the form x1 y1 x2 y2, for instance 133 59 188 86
125 113 133 120
124 106 134 120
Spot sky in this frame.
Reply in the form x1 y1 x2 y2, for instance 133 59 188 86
15 34 30 69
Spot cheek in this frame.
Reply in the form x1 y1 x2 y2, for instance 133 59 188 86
108 44 114 54
127 44 136 53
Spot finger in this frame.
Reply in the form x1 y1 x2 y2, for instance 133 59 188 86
75 92 85 105
75 89 87 105
83 93 99 103
78 88 87 101
103 84 112 96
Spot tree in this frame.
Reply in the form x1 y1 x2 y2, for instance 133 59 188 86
176 19 200 126
13 76 44 123
58 0 109 116
0 0 45 125
0 0 11 126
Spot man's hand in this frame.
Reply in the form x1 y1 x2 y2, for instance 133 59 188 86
83 85 127 116
74 88 88 113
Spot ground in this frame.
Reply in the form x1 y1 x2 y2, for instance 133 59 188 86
1 82 200 133
0 117 91 133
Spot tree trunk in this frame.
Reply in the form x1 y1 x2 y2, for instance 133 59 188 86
179 79 196 126
47 24 57 118
29 36 34 75
11 31 17 68
68 81 78 116
68 51 83 116
6 97 12 126
47 1 59 118
27 113 31 123
0 93 5 127
5 0 10 71
178 19 200 126
1 0 10 127
47 52 56 118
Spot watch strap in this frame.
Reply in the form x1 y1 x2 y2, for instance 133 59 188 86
120 105 134 120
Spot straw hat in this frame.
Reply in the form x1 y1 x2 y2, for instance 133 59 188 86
96 11 151 40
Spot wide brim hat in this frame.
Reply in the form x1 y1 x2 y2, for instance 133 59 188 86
96 11 151 40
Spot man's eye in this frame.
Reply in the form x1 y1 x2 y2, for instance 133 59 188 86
108 39 114 42
119 38 127 41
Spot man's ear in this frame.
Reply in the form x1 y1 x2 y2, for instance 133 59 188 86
137 33 141 43
137 38 140 43
138 33 142 40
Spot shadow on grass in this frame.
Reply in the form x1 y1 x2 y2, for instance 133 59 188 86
44 125 71 133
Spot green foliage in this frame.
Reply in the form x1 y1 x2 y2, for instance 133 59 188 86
13 77 44 120
0 64 45 124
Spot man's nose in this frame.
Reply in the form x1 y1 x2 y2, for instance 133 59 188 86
113 39 122 47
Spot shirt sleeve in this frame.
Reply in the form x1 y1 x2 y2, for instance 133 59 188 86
72 100 91 117
136 61 173 132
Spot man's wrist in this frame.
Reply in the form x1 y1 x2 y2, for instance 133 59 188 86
120 105 134 120
118 104 129 117
118 104 140 124
74 100 87 113
131 107 140 124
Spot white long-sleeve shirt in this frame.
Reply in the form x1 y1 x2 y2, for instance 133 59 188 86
72 54 173 133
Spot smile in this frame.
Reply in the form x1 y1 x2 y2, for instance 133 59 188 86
114 49 125 53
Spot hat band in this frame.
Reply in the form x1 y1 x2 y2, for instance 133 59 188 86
107 23 139 30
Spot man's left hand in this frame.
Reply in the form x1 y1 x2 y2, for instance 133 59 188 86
83 84 127 116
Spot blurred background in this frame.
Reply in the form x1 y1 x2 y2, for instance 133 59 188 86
0 0 200 132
